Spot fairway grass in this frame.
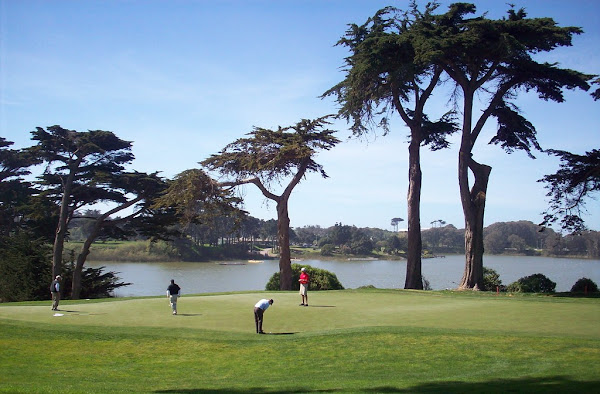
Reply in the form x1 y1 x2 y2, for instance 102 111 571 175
1 290 599 393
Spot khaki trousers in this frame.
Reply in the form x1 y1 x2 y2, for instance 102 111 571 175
169 294 179 312
51 292 60 310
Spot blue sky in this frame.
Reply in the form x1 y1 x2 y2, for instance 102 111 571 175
1 0 599 231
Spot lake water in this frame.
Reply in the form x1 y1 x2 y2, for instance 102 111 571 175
87 255 600 297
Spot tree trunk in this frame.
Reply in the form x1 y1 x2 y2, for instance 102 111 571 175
276 198 292 290
52 203 68 280
71 244 91 300
458 156 491 290
52 165 79 280
405 136 423 289
71 225 101 299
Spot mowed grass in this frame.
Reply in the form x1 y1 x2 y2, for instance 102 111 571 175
1 290 599 393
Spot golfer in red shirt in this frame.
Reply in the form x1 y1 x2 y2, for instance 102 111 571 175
299 267 310 306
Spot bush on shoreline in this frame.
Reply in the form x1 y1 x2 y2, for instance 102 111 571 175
571 278 599 293
507 273 556 293
265 263 344 291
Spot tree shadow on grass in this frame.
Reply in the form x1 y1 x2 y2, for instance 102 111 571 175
154 376 599 393
366 375 599 393
155 389 335 393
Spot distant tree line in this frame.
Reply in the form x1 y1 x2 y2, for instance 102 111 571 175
68 214 600 261
291 221 599 259
426 221 599 259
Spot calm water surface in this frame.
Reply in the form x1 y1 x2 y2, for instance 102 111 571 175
87 255 600 297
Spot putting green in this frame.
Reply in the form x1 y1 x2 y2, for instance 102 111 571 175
1 290 598 338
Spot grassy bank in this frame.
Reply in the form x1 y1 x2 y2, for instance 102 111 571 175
1 290 599 393
64 240 261 262
64 240 178 262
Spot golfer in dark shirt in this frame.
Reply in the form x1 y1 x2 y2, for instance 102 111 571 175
167 279 181 315
50 275 61 311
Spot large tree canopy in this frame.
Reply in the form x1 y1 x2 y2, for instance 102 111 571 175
27 126 134 280
202 116 339 290
204 117 339 184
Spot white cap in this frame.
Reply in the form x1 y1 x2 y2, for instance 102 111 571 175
301 268 306 272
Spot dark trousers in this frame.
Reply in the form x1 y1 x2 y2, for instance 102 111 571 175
254 307 264 333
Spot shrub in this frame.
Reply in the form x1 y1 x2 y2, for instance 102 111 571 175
265 263 344 291
507 273 556 293
0 234 51 302
62 262 131 299
350 238 374 255
320 244 335 256
339 245 352 255
483 267 506 292
570 278 599 293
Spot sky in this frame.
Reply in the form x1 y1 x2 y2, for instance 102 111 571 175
1 0 599 232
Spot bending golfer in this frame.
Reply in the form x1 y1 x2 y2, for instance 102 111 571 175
254 298 273 334
167 279 181 315
299 267 309 306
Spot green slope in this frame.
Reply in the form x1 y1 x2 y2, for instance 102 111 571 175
1 290 599 393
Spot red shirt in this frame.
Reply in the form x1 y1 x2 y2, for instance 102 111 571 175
299 272 309 284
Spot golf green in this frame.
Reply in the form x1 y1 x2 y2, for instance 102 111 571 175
1 290 598 337
1 290 599 393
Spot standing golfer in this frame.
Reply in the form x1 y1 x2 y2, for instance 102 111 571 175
50 275 61 311
253 298 273 334
299 267 310 306
166 279 181 315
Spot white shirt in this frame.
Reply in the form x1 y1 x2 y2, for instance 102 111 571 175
254 299 271 310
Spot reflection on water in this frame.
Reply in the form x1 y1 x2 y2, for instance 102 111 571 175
87 255 600 297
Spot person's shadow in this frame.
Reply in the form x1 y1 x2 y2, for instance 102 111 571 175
266 332 295 335
55 310 107 315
